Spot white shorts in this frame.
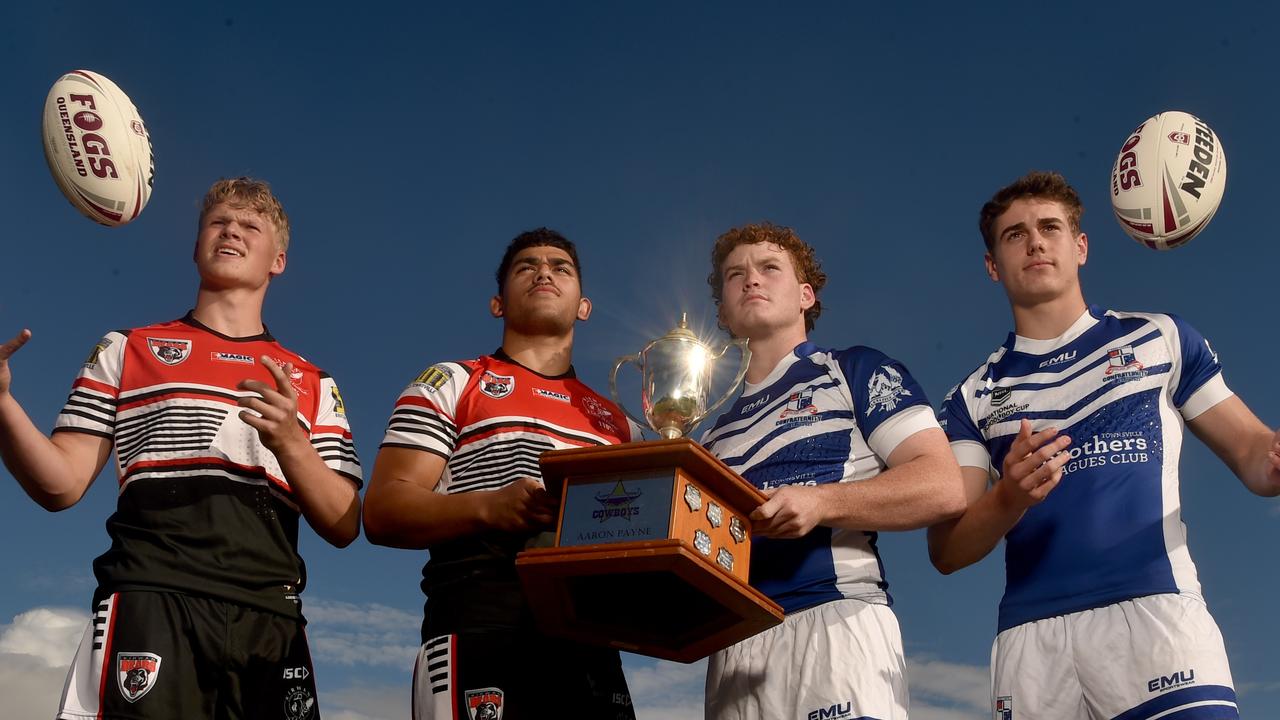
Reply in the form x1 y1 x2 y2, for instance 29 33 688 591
705 598 908 720
992 593 1237 719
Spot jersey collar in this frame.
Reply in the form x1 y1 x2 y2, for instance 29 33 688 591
492 347 577 380
180 311 275 343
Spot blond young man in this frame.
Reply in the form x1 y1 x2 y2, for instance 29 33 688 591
0 178 361 718
699 223 965 720
931 171 1280 719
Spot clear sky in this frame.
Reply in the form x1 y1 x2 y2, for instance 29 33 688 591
2 3 1276 718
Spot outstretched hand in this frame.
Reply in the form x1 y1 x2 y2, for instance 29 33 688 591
237 356 307 456
997 419 1071 510
0 329 33 396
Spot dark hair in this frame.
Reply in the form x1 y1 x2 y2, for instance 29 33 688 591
708 222 826 332
979 171 1084 252
494 228 582 294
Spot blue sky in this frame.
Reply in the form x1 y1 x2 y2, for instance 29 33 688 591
2 2 1277 718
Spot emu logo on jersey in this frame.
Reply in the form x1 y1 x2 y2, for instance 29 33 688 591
593 480 643 522
283 685 315 720
479 371 514 399
1103 345 1146 383
867 366 911 414
117 652 162 702
146 337 191 366
995 695 1013 720
465 687 504 719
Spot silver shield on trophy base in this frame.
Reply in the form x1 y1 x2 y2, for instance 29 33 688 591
609 313 751 439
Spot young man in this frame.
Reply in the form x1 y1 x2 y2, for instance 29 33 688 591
363 228 638 720
931 171 1280 719
0 178 362 718
699 222 965 720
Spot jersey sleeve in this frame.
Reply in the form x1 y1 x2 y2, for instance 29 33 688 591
938 379 991 470
844 348 940 461
381 362 468 459
311 374 363 487
53 331 126 439
1166 314 1232 420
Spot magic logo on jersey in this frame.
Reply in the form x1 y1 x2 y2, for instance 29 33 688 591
465 687 504 720
117 652 162 703
867 366 911 414
479 370 514 399
593 480 643 522
146 337 191 366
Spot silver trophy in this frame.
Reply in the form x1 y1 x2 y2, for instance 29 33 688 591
609 313 751 439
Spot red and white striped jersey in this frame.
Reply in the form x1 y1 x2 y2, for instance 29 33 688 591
381 350 636 633
54 313 361 618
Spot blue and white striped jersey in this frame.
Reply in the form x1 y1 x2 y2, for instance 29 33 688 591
701 341 939 614
939 307 1232 632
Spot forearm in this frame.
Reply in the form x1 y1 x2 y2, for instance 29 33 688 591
363 479 492 549
274 439 361 547
927 483 1025 574
817 454 966 532
0 393 93 510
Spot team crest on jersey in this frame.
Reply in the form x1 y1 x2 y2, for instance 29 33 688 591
778 389 818 418
867 366 911 414
465 687 504 720
1103 345 1146 384
479 370 515 399
83 337 113 369
413 365 453 392
994 695 1013 720
283 685 316 720
117 652 162 702
146 337 191 366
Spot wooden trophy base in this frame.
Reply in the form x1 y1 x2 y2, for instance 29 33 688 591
515 438 783 664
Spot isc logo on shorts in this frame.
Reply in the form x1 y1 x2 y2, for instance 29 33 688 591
117 652 162 702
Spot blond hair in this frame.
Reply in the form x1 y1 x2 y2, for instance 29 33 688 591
199 177 291 250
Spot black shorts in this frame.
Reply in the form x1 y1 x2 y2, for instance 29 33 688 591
412 631 635 720
57 590 321 720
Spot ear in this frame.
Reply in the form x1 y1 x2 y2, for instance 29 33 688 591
269 250 287 278
798 283 815 311
577 297 592 322
1076 232 1088 268
984 252 1000 283
490 295 504 318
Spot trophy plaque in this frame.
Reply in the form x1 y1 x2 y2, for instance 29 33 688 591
515 315 783 663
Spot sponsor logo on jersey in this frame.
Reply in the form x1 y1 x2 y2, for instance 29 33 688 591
534 388 570 403
211 351 255 365
284 685 316 720
995 695 1013 720
1059 432 1151 477
413 365 452 392
1147 668 1196 693
266 356 310 396
990 387 1012 407
593 480 642 522
146 337 191 366
1038 349 1077 368
465 687 504 720
581 395 620 434
117 652 162 703
741 394 770 414
1103 345 1146 383
83 337 112 368
979 402 1030 431
478 371 514 399
779 390 818 418
867 366 912 414
806 700 853 719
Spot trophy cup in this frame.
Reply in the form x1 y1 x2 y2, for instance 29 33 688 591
515 314 783 663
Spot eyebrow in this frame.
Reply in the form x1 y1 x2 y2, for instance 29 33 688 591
514 256 575 270
999 217 1064 239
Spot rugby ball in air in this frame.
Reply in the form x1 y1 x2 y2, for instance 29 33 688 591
42 70 154 226
1110 111 1225 250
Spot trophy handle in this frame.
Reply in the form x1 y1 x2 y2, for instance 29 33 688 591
694 338 752 427
608 353 652 434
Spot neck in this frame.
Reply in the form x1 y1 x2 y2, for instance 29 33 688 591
192 285 268 338
743 326 808 384
500 328 574 376
1010 291 1088 340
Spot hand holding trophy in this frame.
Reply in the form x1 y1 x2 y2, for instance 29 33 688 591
515 314 782 663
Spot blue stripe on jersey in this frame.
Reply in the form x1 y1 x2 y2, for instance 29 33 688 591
1112 684 1238 720
976 329 1163 397
982 314 1153 380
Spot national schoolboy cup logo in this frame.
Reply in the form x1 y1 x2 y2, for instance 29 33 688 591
146 337 191 366
117 652 162 702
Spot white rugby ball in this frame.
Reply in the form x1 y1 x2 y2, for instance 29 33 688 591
42 70 154 226
1109 111 1225 250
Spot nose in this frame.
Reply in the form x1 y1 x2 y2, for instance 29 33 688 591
534 261 554 283
1027 229 1047 253
220 221 241 239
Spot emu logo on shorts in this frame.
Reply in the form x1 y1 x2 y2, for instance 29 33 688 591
465 687 504 719
117 652 162 702
284 685 316 720
995 695 1013 720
